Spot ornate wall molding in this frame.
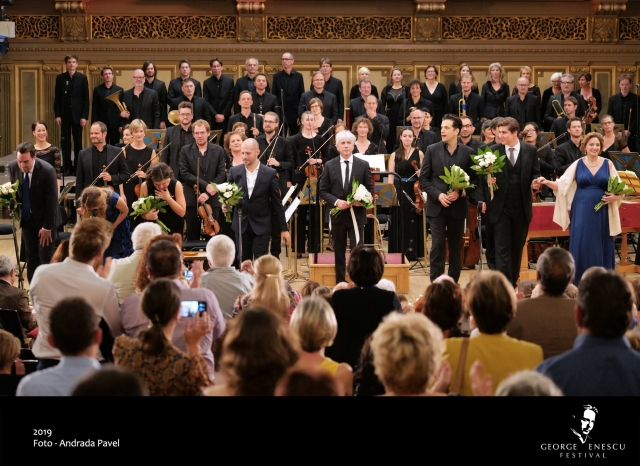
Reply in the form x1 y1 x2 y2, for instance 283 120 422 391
619 18 640 40
442 17 588 41
61 15 89 41
14 15 60 39
91 16 237 40
616 65 637 73
414 17 440 42
591 17 617 43
265 16 412 40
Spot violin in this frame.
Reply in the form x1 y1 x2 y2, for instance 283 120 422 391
411 160 424 215
134 163 143 198
304 146 321 178
198 202 221 237
583 96 598 125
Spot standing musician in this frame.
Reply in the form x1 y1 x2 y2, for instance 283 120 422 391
272 52 306 136
178 119 227 241
505 77 542 131
448 74 484 134
143 61 168 130
162 101 195 180
227 90 264 139
257 112 295 258
203 58 235 135
459 115 485 152
420 114 479 283
120 69 161 130
233 58 270 114
167 59 202 102
318 58 345 124
348 79 384 125
299 71 339 124
168 78 212 127
251 73 278 116
608 74 639 152
362 95 390 150
91 65 124 145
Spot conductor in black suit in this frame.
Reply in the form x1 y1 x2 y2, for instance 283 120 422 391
420 114 479 283
120 69 160 130
10 142 61 282
163 101 194 180
448 74 484 134
203 58 234 134
75 122 130 199
54 55 90 176
227 139 290 262
178 119 227 241
319 131 373 284
91 66 123 146
505 78 542 130
485 117 542 286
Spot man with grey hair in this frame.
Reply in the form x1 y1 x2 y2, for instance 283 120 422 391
107 222 162 304
507 247 578 358
543 73 587 130
233 57 270 114
0 255 36 339
200 235 254 319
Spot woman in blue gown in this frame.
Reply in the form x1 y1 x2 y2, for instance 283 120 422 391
542 132 623 283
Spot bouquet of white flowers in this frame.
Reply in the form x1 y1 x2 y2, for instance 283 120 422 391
130 196 170 233
438 164 475 197
211 182 244 222
470 147 506 200
0 180 19 221
593 175 634 212
330 179 374 217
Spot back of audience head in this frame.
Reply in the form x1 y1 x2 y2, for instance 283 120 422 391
467 271 515 334
71 364 148 396
578 270 632 338
251 255 289 318
49 297 101 356
206 234 236 268
353 336 385 397
348 246 384 287
517 280 536 299
536 247 575 297
376 278 396 292
300 280 321 297
0 255 14 279
139 278 181 355
371 313 443 396
50 240 70 264
311 286 332 302
135 235 182 292
290 297 337 353
0 329 20 373
70 218 114 264
274 368 341 396
422 280 464 335
495 371 563 396
221 307 299 396
132 222 162 251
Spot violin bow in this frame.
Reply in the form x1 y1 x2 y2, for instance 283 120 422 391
125 143 172 184
89 144 129 187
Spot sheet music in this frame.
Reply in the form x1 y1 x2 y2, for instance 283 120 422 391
285 197 300 222
282 184 297 205
354 153 386 171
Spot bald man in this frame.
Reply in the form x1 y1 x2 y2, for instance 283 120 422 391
120 68 160 129
227 139 290 261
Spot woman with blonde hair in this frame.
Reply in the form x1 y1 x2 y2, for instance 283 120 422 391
232 254 301 320
290 297 353 395
449 63 478 98
511 66 540 98
349 67 379 100
123 119 157 230
481 62 509 119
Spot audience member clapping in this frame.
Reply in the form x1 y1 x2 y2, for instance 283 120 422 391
376 278 396 292
516 280 535 299
468 361 563 396
71 364 148 396
275 368 341 396
50 240 70 263
134 233 183 293
421 280 466 338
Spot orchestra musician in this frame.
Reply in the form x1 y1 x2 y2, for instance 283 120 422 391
448 74 484 134
168 78 212 127
250 73 278 116
543 74 587 131
143 61 168 130
167 59 202 102
299 71 339 124
272 52 305 136
162 101 195 180
348 79 384 126
505 77 542 130
227 90 264 139
203 58 235 134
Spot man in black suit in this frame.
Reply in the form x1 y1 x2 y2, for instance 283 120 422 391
143 60 168 130
233 58 270 114
251 73 278 116
91 66 123 146
75 122 130 199
361 95 390 150
120 69 160 129
543 74 587 131
318 58 345 123
299 72 339 123
420 115 479 283
272 52 305 136
163 101 194 180
167 60 202 103
227 91 264 138
485 117 542 286
319 131 373 283
506 78 542 130
348 79 384 125
178 119 227 241
449 74 484 134
549 97 578 146
54 55 90 176
458 115 485 152
228 138 290 261
168 78 212 127
203 58 234 134
393 108 437 154
608 74 639 152
9 142 60 282
554 117 584 177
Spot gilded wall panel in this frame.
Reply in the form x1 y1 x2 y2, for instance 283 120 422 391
619 18 640 41
442 17 587 41
266 16 412 40
91 16 237 40
14 15 60 39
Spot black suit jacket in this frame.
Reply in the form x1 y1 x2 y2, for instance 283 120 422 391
228 163 286 235
178 142 226 209
92 83 124 130
9 158 60 230
394 129 438 155
162 124 192 179
420 142 479 219
487 142 540 224
144 78 168 124
257 134 295 193
75 145 130 197
298 90 339 122
554 140 582 177
544 92 587 130
448 92 484 132
0 280 35 338
505 93 542 129
203 74 234 120
272 69 306 125
168 77 202 103
607 92 639 136
398 96 434 126
250 90 278 115
348 96 385 126
319 156 373 227
233 75 271 114
227 112 264 138
54 72 90 124
367 114 390 149
320 76 345 122
120 88 160 129
169 95 212 125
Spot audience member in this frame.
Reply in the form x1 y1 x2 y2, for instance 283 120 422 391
421 280 466 337
517 280 536 298
496 371 563 396
114 279 212 396
353 336 385 397
71 364 147 396
311 286 332 302
0 330 24 396
507 247 578 358
376 278 396 292
50 240 69 264
536 270 640 396
300 280 321 297
17 298 102 396
0 255 36 339
133 233 183 293
274 368 341 396
397 294 411 313
203 307 299 396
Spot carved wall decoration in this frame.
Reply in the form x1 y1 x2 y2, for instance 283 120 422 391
265 65 284 73
616 65 637 73
239 16 263 42
91 16 237 40
618 18 640 40
442 17 588 41
54 2 85 13
592 18 617 43
266 16 412 40
61 16 88 41
14 15 60 39
570 66 590 73
441 65 459 73
415 17 439 42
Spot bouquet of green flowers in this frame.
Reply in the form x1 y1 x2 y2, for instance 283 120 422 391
0 180 20 221
470 147 506 200
594 175 634 212
439 164 475 197
130 195 170 233
211 182 244 222
330 179 374 217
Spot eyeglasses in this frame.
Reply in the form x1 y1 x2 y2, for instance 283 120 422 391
601 121 614 125
560 81 573 84
462 124 474 128
264 120 277 124
281 58 293 61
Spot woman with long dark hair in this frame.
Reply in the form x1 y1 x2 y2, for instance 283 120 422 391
138 162 186 236
32 120 62 189
381 67 406 152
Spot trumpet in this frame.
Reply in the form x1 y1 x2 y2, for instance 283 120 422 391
105 90 128 113
551 99 565 118
459 96 467 116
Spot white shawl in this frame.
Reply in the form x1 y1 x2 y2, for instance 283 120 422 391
552 157 622 236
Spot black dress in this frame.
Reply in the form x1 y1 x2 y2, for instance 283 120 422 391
35 145 62 180
314 117 332 140
481 82 510 119
143 178 184 235
353 141 378 155
388 149 424 260
123 145 153 230
381 85 406 153
421 82 448 129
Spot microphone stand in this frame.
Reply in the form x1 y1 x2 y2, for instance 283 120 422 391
237 197 243 262
8 199 25 289
402 190 427 271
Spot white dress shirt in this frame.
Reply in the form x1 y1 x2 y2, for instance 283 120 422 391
245 163 259 198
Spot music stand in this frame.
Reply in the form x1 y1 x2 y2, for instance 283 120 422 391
610 152 640 179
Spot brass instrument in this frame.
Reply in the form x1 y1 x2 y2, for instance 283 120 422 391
551 99 565 118
105 90 128 113
167 110 180 126
459 95 467 116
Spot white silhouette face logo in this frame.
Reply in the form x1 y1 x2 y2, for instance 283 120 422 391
581 409 596 436
571 405 597 444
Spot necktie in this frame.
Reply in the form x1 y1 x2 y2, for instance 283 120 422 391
343 160 350 197
22 172 31 222
509 147 515 167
